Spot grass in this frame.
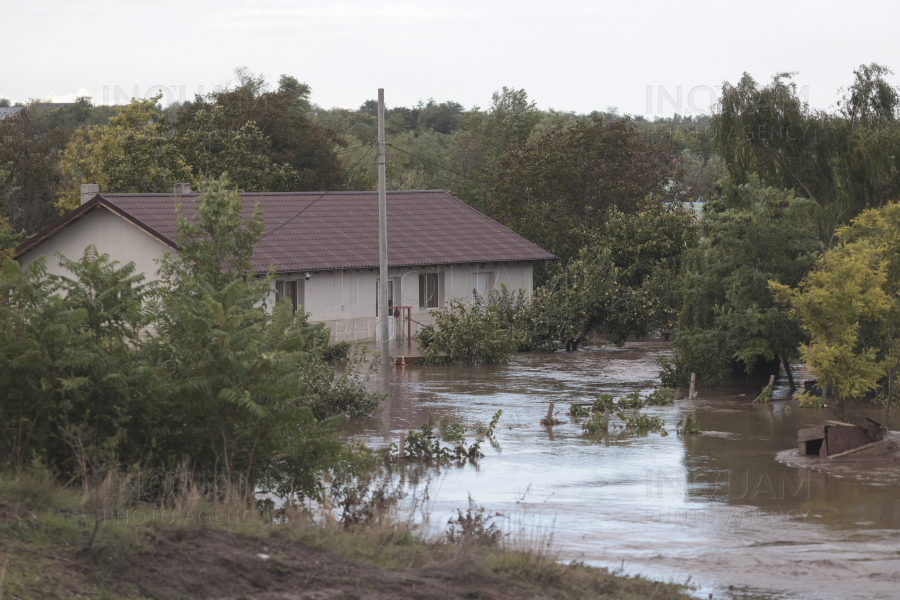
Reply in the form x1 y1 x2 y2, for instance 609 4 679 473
0 467 694 600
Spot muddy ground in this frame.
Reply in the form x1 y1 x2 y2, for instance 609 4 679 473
3 524 691 600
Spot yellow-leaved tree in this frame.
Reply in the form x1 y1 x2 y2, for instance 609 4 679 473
771 203 900 426
57 95 193 213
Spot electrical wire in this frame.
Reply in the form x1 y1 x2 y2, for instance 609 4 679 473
259 144 375 241
385 144 464 177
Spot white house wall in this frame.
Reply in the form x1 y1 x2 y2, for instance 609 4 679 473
275 262 534 343
17 207 172 281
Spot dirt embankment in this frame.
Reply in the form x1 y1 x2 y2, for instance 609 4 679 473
1 509 692 600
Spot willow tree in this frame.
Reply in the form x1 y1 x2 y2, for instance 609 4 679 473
715 64 900 239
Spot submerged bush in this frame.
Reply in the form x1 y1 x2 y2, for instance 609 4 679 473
617 412 664 431
592 394 616 413
582 412 609 434
569 404 590 418
398 410 502 464
617 391 644 409
416 296 517 365
645 388 676 406
677 414 703 434
322 340 352 361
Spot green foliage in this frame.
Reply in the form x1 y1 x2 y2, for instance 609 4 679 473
591 394 616 413
438 417 466 441
677 414 702 435
519 209 697 350
398 411 501 464
581 412 609 434
715 66 900 239
323 340 352 361
795 390 826 409
617 391 644 409
415 296 517 365
771 202 900 423
617 412 664 431
0 245 155 473
1 177 379 502
645 388 676 406
488 117 684 267
0 113 70 233
669 178 820 386
569 404 590 418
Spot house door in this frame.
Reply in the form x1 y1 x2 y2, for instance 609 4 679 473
473 273 490 300
375 280 397 341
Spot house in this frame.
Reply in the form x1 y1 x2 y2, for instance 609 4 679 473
14 184 556 343
0 107 24 120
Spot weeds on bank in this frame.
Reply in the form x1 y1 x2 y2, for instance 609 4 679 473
0 462 692 600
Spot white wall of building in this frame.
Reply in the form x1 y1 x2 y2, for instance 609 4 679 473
17 207 172 281
274 262 534 344
17 209 538 347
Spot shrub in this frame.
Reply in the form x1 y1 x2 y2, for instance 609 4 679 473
677 414 702 434
415 296 517 365
322 340 352 361
592 394 616 413
617 391 643 409
645 388 675 406
397 411 502 464
617 412 664 431
581 412 609 434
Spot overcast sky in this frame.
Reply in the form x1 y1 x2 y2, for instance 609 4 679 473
3 0 899 119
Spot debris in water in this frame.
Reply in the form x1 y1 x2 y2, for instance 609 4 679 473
797 420 886 457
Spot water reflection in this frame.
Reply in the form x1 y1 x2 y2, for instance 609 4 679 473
348 341 900 600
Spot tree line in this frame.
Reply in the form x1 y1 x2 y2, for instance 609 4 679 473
4 63 900 425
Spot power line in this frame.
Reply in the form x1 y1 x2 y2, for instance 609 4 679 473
259 144 375 241
385 144 463 178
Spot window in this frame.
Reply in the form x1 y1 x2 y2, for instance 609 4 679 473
419 273 438 309
275 280 298 312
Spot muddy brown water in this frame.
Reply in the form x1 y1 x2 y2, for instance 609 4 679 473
348 341 900 600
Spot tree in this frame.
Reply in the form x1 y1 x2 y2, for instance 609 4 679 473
176 68 348 191
57 94 305 213
57 96 193 212
520 210 694 352
0 247 155 473
714 65 900 239
149 178 375 497
0 111 70 233
488 116 683 267
771 203 900 426
449 87 543 211
666 178 821 387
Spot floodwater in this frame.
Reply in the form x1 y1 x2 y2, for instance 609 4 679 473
350 341 900 600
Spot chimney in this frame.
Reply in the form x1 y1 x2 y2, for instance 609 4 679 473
80 183 99 205
173 182 191 194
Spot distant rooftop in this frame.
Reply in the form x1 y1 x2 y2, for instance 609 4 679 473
0 107 23 120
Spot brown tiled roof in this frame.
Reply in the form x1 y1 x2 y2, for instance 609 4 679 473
16 190 556 273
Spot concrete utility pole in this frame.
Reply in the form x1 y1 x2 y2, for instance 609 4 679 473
377 88 389 365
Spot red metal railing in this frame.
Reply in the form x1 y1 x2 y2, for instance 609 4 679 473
389 306 412 348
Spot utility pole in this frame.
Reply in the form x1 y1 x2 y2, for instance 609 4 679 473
377 88 389 365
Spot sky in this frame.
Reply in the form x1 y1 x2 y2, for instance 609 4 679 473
3 0 899 119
